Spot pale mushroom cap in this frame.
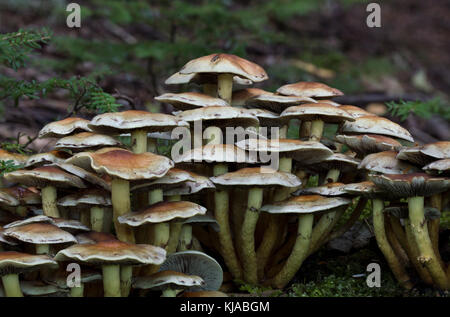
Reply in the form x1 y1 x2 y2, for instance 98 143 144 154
65 147 173 181
421 141 450 159
118 201 207 226
4 215 54 229
131 168 196 192
343 181 388 199
178 53 268 83
245 94 317 113
261 195 351 214
235 138 333 164
164 71 253 86
319 99 341 107
369 173 450 198
55 162 111 191
160 250 223 291
338 105 374 118
155 92 229 110
176 106 259 127
48 218 90 232
3 166 86 189
423 159 450 174
397 141 450 166
38 117 92 138
340 116 414 143
0 251 57 275
174 144 258 164
89 110 189 134
358 151 420 174
54 241 166 265
280 103 355 123
0 149 27 165
293 182 348 197
25 151 72 168
133 270 205 290
0 226 19 246
164 175 215 196
0 190 20 207
210 167 302 187
335 134 402 155
276 82 344 98
54 132 122 151
57 189 111 207
231 88 272 106
306 153 360 172
4 223 77 245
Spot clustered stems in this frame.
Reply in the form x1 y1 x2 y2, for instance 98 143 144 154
309 119 324 142
217 73 233 104
120 265 133 297
131 129 148 154
111 178 135 243
90 206 104 232
178 224 193 251
102 264 121 297
41 185 60 217
2 274 23 297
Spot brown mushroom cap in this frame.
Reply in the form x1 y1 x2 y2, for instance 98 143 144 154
174 144 258 164
38 117 92 138
0 251 58 275
338 105 374 118
54 132 122 151
54 240 166 265
260 195 351 214
231 88 272 107
280 103 355 123
358 151 420 174
57 189 111 207
397 141 450 166
340 116 414 143
3 166 86 189
276 82 343 98
0 149 27 166
55 162 111 191
24 151 72 168
293 182 348 197
343 181 388 199
88 110 189 134
335 134 402 155
4 223 77 245
210 167 302 188
133 270 205 291
65 147 173 180
176 106 259 128
118 201 207 226
178 53 268 83
369 173 450 198
423 159 450 175
245 94 317 113
155 92 229 110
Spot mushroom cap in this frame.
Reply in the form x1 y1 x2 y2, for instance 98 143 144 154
0 226 19 246
49 218 90 232
55 162 111 191
280 103 355 123
159 250 223 291
245 94 317 113
164 174 215 196
320 100 341 107
20 281 65 296
244 108 288 127
335 134 402 155
338 105 374 118
54 240 166 265
75 231 118 244
118 201 207 226
369 173 450 198
54 132 122 151
235 138 333 165
358 151 420 174
57 189 111 207
397 141 450 166
176 106 259 127
38 117 92 138
178 53 268 83
174 144 258 164
89 110 189 134
423 159 450 175
155 92 229 110
210 167 302 188
182 213 220 232
340 116 414 143
343 181 389 199
231 88 272 107
306 153 360 172
4 215 54 229
24 151 72 168
4 223 77 245
0 251 57 275
131 168 195 192
0 149 27 165
0 190 20 207
180 290 228 297
292 182 348 197
260 195 351 215
133 270 205 291
276 82 344 98
165 71 252 86
65 147 173 181
3 166 86 189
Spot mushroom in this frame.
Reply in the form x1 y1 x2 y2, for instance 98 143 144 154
338 105 375 118
38 117 92 139
0 251 57 297
54 132 123 152
358 151 420 175
231 88 272 107
155 92 229 111
335 134 402 157
0 186 40 217
20 280 67 297
397 141 450 166
54 240 166 297
423 159 450 176
24 150 72 168
276 82 344 99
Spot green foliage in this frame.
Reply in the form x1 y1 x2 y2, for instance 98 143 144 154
386 97 450 121
0 160 23 177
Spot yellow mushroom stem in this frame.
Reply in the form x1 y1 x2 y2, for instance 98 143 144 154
203 83 218 97
111 178 135 243
372 199 413 289
167 222 183 253
131 129 147 154
102 264 121 297
299 121 311 139
2 274 23 297
309 119 324 142
70 283 84 297
90 206 104 232
120 265 133 297
429 193 444 269
41 185 60 218
217 73 234 104
178 224 193 251
35 244 50 255
408 196 449 290
161 288 178 297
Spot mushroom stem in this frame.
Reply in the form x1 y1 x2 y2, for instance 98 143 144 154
102 264 121 297
279 125 288 139
269 213 314 289
373 199 413 289
70 283 84 297
309 119 324 141
178 224 193 251
429 193 444 269
161 288 177 297
408 196 448 290
147 138 157 153
2 274 23 297
217 73 234 104
149 189 163 205
240 187 263 284
213 163 242 280
324 169 340 184
120 265 133 297
167 222 183 253
131 129 148 154
203 84 218 97
299 121 311 139
35 244 50 255
41 185 60 218
152 223 170 249
90 206 104 232
167 195 181 202
111 178 135 243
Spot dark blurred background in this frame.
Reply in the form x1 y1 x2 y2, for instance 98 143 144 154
0 0 449 151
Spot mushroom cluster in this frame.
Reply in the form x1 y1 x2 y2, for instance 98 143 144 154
0 53 448 296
